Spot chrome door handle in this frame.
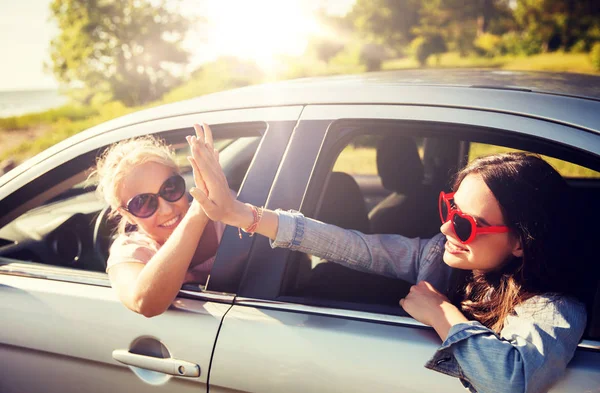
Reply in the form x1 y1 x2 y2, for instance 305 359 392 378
112 349 200 377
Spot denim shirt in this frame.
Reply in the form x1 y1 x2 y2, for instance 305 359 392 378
271 210 587 393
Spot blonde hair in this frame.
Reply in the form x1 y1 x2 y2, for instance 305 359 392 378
91 135 179 234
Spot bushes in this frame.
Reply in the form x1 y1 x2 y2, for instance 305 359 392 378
474 33 502 57
326 41 389 74
570 39 589 54
499 31 543 56
411 34 447 66
591 42 600 71
310 37 345 63
161 57 265 103
456 31 542 58
359 43 388 71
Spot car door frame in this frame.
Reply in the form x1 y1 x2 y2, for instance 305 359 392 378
210 102 600 393
0 105 304 393
237 103 600 300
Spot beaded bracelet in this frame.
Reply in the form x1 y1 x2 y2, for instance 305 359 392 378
238 204 264 238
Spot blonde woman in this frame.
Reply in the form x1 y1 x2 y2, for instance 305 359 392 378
94 127 223 317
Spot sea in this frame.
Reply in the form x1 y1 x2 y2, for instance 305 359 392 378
0 89 68 118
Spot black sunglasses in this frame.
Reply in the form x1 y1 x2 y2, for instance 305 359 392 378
123 175 186 218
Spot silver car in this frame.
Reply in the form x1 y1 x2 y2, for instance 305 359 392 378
1 69 599 392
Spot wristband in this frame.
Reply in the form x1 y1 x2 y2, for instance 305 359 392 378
238 204 264 238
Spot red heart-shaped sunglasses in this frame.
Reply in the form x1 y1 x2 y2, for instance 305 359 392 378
439 191 509 244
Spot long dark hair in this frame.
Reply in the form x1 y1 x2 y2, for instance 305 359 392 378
452 152 579 332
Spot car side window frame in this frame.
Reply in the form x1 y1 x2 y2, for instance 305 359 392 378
234 105 600 347
0 108 304 294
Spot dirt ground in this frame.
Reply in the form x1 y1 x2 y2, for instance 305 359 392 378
0 126 50 173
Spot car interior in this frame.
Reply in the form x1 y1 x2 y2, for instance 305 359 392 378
279 122 600 341
0 130 262 277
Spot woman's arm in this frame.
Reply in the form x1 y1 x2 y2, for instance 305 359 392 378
425 296 587 393
399 280 469 340
186 123 278 239
108 203 210 318
186 123 442 283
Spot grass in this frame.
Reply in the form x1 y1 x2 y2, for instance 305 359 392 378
333 146 378 175
0 101 138 163
383 52 598 75
0 104 98 130
501 53 597 74
468 143 600 178
383 53 506 70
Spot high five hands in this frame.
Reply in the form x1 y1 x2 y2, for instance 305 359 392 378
186 122 467 338
186 123 237 225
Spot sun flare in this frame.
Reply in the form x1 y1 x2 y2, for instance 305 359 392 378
198 0 322 71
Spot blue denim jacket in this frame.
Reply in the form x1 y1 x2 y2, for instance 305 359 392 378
271 210 587 393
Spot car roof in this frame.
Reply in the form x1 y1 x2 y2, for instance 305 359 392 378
117 69 600 127
293 69 600 100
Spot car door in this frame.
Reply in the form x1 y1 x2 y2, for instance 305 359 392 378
0 273 232 393
0 106 302 393
208 104 600 392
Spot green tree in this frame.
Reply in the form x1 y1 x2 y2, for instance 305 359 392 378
359 43 388 71
348 0 421 52
307 8 353 63
417 0 511 55
515 0 600 51
309 37 345 63
49 0 192 106
411 34 447 65
348 0 512 58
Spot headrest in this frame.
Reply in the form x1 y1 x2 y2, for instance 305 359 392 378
376 135 424 193
317 172 370 233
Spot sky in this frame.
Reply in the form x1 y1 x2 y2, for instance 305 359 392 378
0 0 60 90
0 0 355 92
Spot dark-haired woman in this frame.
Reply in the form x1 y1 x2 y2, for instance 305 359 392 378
188 123 587 393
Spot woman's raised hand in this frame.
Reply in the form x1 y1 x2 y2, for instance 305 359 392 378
187 122 278 239
186 125 209 198
187 123 238 224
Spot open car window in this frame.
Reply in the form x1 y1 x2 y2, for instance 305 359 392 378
0 129 263 281
278 120 600 341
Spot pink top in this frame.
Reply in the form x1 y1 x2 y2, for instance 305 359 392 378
106 220 226 284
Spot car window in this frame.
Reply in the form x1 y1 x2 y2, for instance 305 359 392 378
280 131 441 314
279 121 600 340
333 135 425 176
469 142 600 178
172 138 235 170
332 135 426 211
0 130 262 293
